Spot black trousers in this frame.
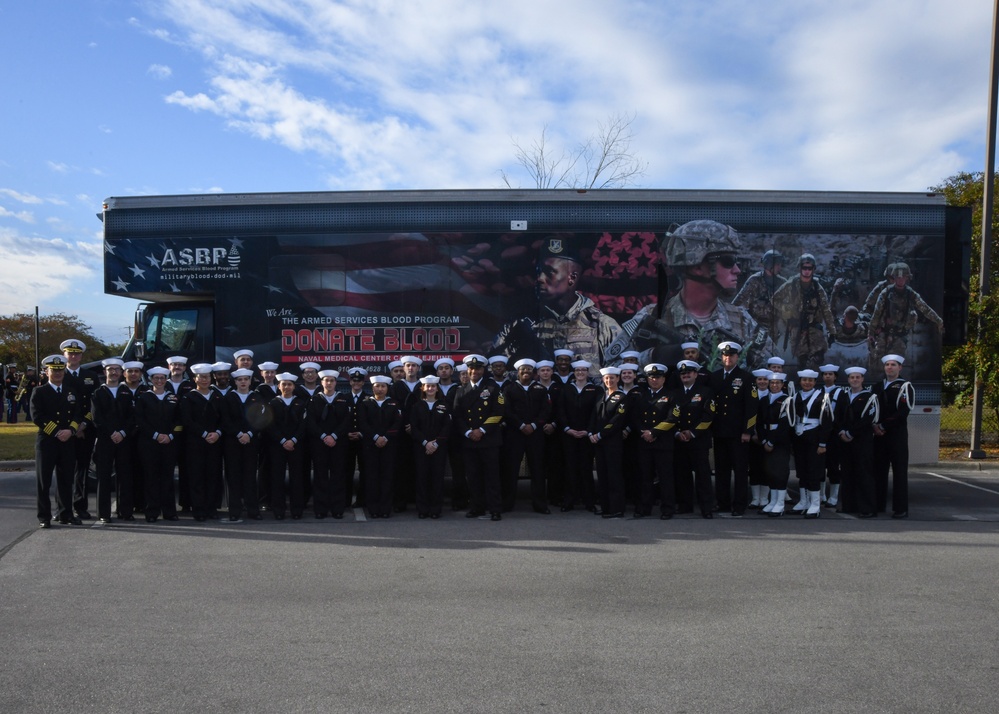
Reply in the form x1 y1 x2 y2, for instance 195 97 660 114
186 437 223 518
840 434 876 514
792 434 825 491
561 434 595 509
364 442 397 517
414 445 447 516
874 426 908 514
638 444 674 516
464 444 502 514
674 440 714 515
312 440 345 517
713 435 749 512
94 436 133 520
71 428 97 516
270 443 305 517
223 437 260 518
140 439 177 519
502 428 547 511
36 435 75 522
595 437 625 515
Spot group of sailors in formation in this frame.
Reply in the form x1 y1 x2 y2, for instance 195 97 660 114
31 337 912 529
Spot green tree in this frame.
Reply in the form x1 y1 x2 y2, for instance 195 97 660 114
0 313 118 371
930 172 999 434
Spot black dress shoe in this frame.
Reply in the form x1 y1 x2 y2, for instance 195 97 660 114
418 513 428 519
39 520 51 529
314 513 326 519
601 511 624 519
331 512 344 519
430 513 441 519
465 509 485 518
76 511 93 520
164 515 179 521
194 515 207 522
560 505 574 513
858 512 876 519
98 517 113 524
659 513 673 520
145 516 158 523
248 513 264 520
533 507 552 515
891 511 908 519
731 510 744 518
122 515 136 522
490 512 502 521
701 512 714 519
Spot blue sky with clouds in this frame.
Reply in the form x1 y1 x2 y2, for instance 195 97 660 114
0 0 992 345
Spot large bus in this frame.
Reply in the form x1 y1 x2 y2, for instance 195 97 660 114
101 189 970 463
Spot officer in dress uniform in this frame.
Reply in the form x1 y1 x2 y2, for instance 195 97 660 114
708 341 758 517
672 360 716 518
60 338 100 520
32 355 82 527
631 363 678 519
452 354 505 521
590 366 629 518
838 366 880 517
871 354 913 518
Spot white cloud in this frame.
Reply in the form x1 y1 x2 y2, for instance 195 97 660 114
147 63 173 79
47 161 70 174
146 0 992 191
0 227 96 314
0 189 44 204
0 207 35 223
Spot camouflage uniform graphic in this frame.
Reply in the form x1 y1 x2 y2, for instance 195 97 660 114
607 293 774 372
772 258 838 371
490 292 621 367
733 270 784 338
868 282 943 365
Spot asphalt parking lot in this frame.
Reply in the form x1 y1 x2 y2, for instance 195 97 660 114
2 464 998 714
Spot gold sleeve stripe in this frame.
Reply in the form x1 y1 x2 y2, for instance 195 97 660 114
69 421 80 431
653 422 676 431
484 416 503 424
746 415 757 428
695 421 712 430
44 422 57 435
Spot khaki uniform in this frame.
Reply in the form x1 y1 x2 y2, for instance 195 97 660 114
605 294 775 371
490 293 621 367
868 285 943 364
772 279 838 370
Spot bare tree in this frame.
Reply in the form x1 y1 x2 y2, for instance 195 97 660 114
500 112 648 189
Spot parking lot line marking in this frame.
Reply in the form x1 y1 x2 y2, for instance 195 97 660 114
925 471 999 496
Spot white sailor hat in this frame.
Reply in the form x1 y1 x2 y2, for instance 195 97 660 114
618 363 639 373
766 356 785 366
147 366 170 377
166 355 188 365
60 339 86 353
276 372 298 382
434 358 455 369
419 375 440 385
211 362 232 372
752 368 770 378
680 342 700 351
190 363 214 375
819 364 840 373
881 354 905 365
233 349 254 360
488 355 508 365
387 360 403 370
620 350 642 361
400 355 423 365
258 361 279 371
599 366 621 376
844 366 867 376
768 372 788 382
300 362 321 371
554 349 574 358
123 361 144 370
455 363 468 372
370 375 392 384
570 360 591 370
101 358 124 369
514 358 537 370
318 369 340 379
797 369 819 379
231 368 254 378
535 360 555 369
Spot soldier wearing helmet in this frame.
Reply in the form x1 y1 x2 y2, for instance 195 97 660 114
868 262 943 367
771 254 839 371
605 220 775 371
861 263 897 318
734 249 786 338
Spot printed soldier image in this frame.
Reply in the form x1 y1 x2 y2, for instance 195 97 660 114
772 254 839 371
488 236 622 368
733 249 785 338
867 262 943 368
606 220 775 371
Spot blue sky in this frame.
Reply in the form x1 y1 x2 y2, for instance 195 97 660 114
0 0 992 345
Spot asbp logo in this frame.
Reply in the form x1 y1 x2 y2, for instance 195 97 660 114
160 246 240 268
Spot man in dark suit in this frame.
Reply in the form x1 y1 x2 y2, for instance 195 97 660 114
32 355 83 527
707 341 758 516
672 360 716 518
